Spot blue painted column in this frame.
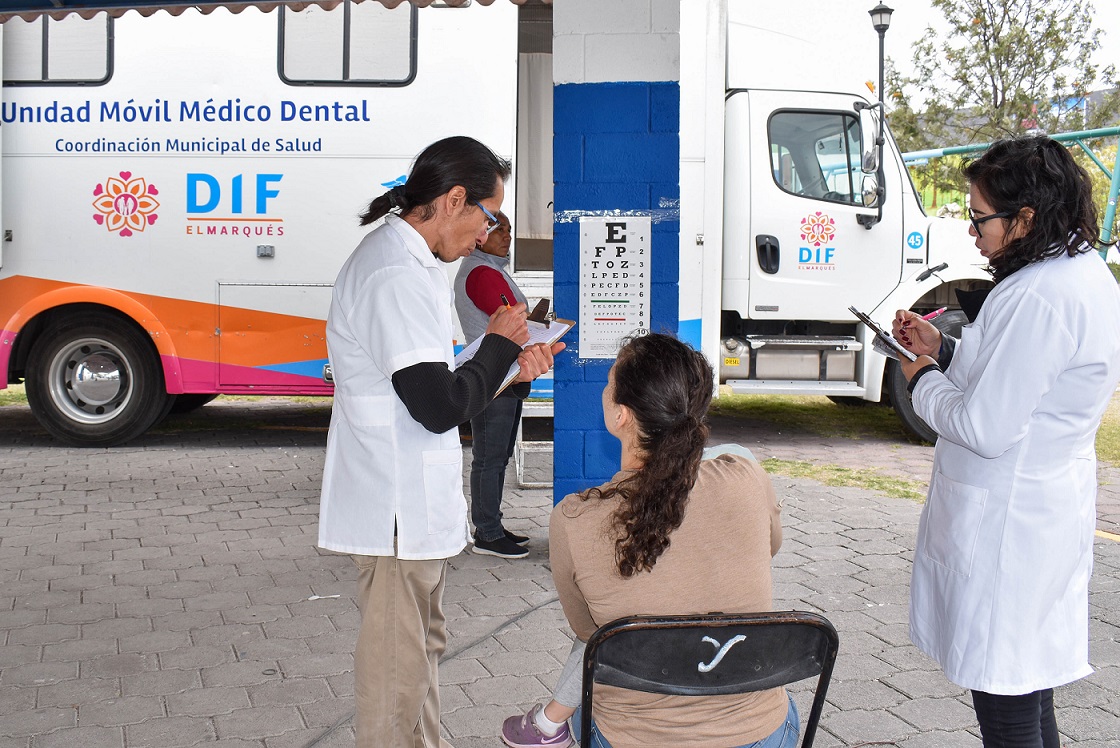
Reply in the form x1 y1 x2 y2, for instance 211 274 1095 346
551 1 681 503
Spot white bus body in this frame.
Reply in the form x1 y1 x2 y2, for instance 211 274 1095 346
0 2 526 444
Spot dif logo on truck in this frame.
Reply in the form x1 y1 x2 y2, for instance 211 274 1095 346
91 172 160 237
185 172 285 237
798 211 838 271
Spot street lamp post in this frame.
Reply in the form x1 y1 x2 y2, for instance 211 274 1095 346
864 2 893 228
869 3 894 111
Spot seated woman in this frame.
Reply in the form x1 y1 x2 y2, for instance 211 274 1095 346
502 333 798 748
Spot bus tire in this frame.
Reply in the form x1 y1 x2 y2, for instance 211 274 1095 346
26 313 171 447
887 309 968 443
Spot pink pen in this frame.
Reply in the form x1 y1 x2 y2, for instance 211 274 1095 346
922 307 948 321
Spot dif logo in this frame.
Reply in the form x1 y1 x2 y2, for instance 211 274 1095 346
798 211 837 271
186 173 282 215
799 246 835 264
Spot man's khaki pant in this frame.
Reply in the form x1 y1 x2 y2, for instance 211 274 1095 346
352 554 452 748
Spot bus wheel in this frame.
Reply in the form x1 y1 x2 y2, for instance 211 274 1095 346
26 313 172 447
887 309 968 443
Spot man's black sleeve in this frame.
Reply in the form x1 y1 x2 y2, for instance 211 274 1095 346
391 334 522 433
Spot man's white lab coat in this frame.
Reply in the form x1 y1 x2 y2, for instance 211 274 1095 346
318 214 471 561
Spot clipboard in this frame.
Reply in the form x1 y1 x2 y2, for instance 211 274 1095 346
848 305 917 362
454 314 574 396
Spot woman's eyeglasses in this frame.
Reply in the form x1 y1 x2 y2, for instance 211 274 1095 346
475 202 501 235
968 208 1016 238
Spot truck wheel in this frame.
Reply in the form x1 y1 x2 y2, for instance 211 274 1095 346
26 313 172 447
168 393 219 414
887 310 968 443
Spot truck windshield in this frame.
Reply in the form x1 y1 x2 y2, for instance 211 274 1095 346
768 110 862 206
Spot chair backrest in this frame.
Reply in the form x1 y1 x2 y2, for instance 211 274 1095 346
580 611 838 748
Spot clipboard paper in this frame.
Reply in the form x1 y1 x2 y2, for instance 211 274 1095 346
454 317 574 396
848 305 917 362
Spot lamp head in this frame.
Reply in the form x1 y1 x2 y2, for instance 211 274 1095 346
869 2 894 33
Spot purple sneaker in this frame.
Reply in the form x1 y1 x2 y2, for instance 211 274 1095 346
501 704 573 748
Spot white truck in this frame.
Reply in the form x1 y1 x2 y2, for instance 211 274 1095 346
681 0 990 442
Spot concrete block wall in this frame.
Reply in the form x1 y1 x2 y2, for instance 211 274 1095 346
552 0 681 503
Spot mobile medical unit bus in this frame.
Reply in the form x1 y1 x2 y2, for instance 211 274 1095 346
0 1 553 445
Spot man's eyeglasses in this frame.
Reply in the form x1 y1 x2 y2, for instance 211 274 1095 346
475 202 501 235
968 208 1016 238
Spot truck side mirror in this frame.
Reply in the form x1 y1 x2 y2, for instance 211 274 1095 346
859 107 880 173
862 175 880 208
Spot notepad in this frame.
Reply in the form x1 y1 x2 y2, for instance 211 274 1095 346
848 305 917 362
454 317 574 395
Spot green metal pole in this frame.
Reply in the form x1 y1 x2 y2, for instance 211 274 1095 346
1074 139 1112 181
902 126 1120 251
1102 151 1120 247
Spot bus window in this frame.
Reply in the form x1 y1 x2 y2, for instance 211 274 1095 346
2 15 112 86
279 0 416 86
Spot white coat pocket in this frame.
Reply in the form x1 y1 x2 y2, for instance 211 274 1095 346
342 395 392 431
422 449 464 534
923 472 988 577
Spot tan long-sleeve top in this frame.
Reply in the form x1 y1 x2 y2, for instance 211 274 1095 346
549 453 787 747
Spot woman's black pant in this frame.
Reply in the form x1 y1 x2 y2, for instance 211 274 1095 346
971 688 1059 748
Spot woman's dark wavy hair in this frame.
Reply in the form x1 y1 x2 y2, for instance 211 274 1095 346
582 333 714 578
963 135 1111 283
359 136 511 226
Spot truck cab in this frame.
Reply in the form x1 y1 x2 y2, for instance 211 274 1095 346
682 0 992 441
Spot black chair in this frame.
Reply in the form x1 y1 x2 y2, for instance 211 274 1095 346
579 611 838 748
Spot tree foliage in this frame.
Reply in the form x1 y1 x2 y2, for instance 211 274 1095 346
889 0 1120 200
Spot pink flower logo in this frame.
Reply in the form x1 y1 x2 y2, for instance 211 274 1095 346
92 171 159 237
800 212 836 247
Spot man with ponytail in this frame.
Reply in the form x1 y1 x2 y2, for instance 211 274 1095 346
318 136 563 748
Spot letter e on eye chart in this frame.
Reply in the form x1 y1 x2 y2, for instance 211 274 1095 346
579 216 650 359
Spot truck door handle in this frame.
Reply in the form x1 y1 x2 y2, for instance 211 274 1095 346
756 235 780 274
916 262 948 282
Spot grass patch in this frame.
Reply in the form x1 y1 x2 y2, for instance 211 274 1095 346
762 457 928 501
714 391 1120 466
213 394 331 405
0 383 27 406
710 393 921 442
1097 392 1120 466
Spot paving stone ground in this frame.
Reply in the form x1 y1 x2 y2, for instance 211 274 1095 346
1 399 1118 747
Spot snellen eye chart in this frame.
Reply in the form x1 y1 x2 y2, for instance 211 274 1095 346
579 216 650 359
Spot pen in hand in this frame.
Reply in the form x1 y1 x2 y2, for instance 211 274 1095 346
904 306 948 332
500 294 511 310
922 307 948 321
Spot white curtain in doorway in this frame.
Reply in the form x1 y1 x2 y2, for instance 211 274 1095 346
516 52 553 240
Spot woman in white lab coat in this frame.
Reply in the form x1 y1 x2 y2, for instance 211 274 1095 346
893 136 1120 748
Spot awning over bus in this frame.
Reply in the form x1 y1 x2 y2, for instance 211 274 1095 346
0 0 547 23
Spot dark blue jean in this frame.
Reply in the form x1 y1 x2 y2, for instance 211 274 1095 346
571 692 800 748
971 688 1059 748
468 395 522 542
